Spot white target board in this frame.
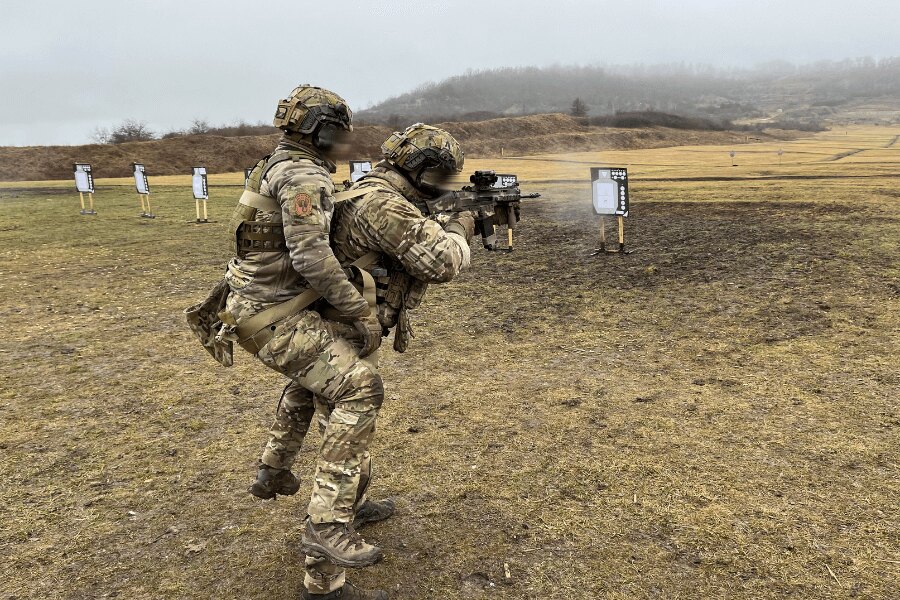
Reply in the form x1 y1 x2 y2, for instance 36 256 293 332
349 160 373 183
192 167 208 200
591 167 629 216
132 163 150 194
493 174 518 189
73 163 94 193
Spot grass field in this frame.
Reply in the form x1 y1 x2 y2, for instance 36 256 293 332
1 127 897 599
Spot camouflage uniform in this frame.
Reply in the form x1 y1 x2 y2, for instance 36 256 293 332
221 139 387 591
300 160 472 595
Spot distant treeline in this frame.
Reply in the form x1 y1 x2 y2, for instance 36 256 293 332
93 119 279 144
359 58 900 128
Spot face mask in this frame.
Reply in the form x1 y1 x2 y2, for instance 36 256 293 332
418 167 455 188
314 124 352 157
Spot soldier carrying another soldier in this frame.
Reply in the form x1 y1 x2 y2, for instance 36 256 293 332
186 86 474 599
216 85 391 600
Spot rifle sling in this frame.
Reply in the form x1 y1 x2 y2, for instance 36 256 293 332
333 187 372 202
234 251 380 355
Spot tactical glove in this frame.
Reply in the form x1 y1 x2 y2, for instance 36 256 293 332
444 211 475 243
353 314 383 358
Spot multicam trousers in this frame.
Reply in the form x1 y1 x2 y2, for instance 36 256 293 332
227 294 383 595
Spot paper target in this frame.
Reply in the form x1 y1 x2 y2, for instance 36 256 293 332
349 160 373 183
493 174 518 189
73 163 94 193
591 167 629 216
192 167 208 200
132 163 150 194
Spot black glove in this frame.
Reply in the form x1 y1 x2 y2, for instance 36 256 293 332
353 314 383 358
445 211 475 243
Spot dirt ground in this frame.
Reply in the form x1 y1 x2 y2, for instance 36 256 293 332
0 128 897 599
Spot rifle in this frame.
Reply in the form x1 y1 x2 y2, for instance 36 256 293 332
422 170 540 252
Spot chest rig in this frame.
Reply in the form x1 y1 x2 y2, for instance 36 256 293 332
228 146 334 258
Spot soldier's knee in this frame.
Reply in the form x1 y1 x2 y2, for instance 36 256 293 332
334 365 383 413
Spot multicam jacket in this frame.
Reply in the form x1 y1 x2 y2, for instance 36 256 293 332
330 163 471 350
224 140 369 320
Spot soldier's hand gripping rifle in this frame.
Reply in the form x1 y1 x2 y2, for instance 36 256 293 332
423 170 540 252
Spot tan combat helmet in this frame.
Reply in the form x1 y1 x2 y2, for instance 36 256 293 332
273 85 353 136
381 123 464 174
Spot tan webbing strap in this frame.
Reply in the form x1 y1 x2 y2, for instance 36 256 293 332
234 251 380 355
239 189 280 213
333 187 373 202
352 266 377 308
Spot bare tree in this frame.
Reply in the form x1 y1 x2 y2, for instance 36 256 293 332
188 119 211 135
571 97 588 117
386 114 404 129
94 119 156 144
91 126 112 144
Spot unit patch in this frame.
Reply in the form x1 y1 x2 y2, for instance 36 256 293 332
293 192 314 217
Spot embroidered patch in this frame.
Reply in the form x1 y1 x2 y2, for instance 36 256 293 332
292 192 313 217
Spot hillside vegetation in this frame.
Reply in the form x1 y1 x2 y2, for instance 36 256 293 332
0 114 798 182
359 59 900 127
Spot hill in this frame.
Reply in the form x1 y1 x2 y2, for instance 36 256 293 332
359 59 900 127
0 114 798 182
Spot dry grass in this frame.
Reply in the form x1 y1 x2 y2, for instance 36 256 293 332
0 113 801 183
0 127 897 599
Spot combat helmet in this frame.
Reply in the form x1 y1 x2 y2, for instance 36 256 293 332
273 85 353 136
381 123 464 174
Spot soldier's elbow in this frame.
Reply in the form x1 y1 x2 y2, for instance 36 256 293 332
429 263 462 284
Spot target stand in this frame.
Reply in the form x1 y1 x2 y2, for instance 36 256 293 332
590 215 633 256
139 194 155 218
132 163 155 218
73 163 97 215
79 192 97 215
589 167 633 256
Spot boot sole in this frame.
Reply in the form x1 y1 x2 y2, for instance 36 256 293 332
300 542 383 568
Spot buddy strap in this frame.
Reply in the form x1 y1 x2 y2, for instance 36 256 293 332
230 250 379 355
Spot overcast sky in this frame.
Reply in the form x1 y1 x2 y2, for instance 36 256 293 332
1 0 897 146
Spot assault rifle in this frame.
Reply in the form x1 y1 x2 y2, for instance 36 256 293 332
423 170 540 252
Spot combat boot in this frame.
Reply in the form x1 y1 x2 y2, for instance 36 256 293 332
301 520 383 567
353 498 396 529
248 464 300 499
300 581 387 600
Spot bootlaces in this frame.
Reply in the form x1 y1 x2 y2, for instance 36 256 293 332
325 523 366 551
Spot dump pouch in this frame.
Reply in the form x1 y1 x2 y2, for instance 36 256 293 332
393 306 413 353
184 278 234 367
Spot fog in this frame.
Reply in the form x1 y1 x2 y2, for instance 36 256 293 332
1 0 896 145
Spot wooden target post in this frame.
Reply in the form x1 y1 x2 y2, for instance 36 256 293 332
191 166 211 223
132 162 155 218
73 163 97 215
492 173 524 252
589 167 632 256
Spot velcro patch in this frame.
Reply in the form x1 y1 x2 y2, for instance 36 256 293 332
292 192 314 217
